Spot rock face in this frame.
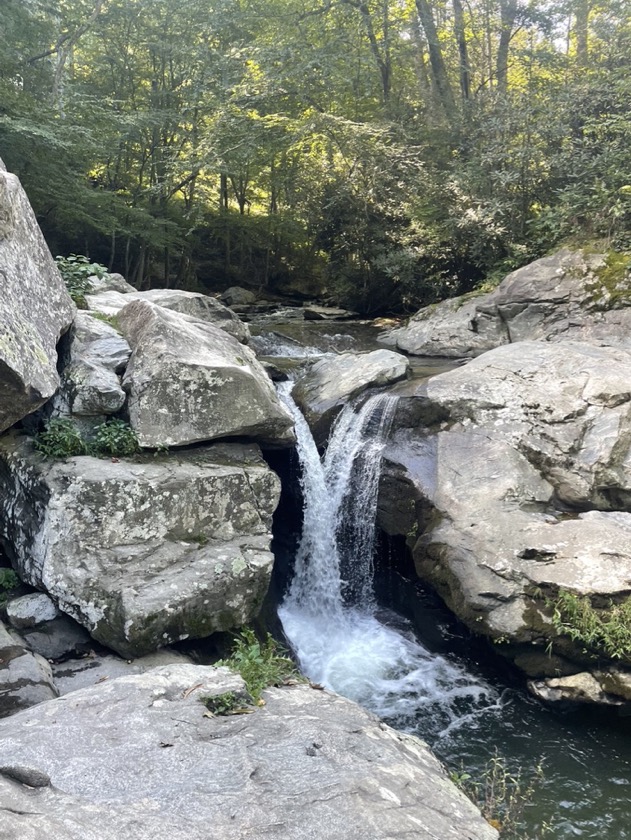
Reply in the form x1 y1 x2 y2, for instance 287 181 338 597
0 160 75 432
0 664 497 840
86 288 250 344
292 349 409 442
379 341 631 669
118 300 294 448
383 248 631 357
0 435 281 657
59 312 130 418
0 620 58 717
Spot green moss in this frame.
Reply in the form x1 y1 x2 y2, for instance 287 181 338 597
584 248 631 308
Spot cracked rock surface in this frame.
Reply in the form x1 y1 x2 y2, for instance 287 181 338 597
0 663 497 840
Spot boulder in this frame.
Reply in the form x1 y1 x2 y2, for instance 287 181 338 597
379 341 631 670
220 285 257 306
303 304 358 321
118 300 294 448
86 288 250 344
0 620 58 717
87 272 136 294
5 593 59 629
528 672 623 706
292 349 409 442
0 160 75 432
0 435 281 657
59 312 130 418
382 248 631 357
0 664 497 840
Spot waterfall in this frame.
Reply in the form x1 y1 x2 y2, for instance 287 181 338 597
278 383 499 739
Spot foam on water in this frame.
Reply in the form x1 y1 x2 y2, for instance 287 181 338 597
278 383 500 738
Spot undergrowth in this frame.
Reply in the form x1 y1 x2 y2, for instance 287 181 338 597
0 569 19 604
35 418 139 459
216 628 303 701
451 750 549 838
548 589 631 662
56 254 107 307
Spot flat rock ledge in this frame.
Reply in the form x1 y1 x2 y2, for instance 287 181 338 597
0 664 497 840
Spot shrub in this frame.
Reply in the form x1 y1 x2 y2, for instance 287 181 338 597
55 254 107 307
92 419 140 457
549 589 631 662
217 628 302 701
34 418 89 458
0 569 19 604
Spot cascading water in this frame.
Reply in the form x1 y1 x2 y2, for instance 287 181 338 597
278 382 499 738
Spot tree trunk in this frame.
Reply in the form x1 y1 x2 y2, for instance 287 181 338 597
452 0 471 101
415 0 456 119
496 0 518 94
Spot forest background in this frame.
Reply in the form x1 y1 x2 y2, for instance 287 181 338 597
1 0 629 314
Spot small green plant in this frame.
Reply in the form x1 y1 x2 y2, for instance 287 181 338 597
200 691 254 716
35 418 140 459
217 628 302 701
451 750 547 838
34 418 89 457
0 569 19 604
92 419 140 457
55 254 107 307
548 589 631 662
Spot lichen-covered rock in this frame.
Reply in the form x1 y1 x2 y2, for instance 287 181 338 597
379 341 631 673
87 271 136 294
118 300 294 448
292 349 409 442
0 160 75 431
5 593 59 630
87 288 250 343
0 435 281 657
0 664 497 840
0 620 58 717
382 248 631 357
60 312 130 417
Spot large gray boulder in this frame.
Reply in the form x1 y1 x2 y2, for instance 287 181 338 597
0 160 75 431
0 436 281 657
87 288 250 344
379 341 631 675
383 248 631 357
292 349 409 442
0 620 58 717
0 664 497 840
118 300 294 448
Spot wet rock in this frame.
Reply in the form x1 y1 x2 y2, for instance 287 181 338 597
86 288 250 344
0 620 58 717
0 159 75 432
528 673 622 706
0 436 281 658
382 248 631 357
292 349 409 442
0 664 498 840
118 300 294 448
303 305 358 321
380 341 631 669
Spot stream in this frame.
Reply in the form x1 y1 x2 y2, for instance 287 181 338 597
269 326 631 839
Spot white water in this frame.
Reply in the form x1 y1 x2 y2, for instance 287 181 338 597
278 383 500 738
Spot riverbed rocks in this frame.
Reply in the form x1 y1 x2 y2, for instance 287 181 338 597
292 348 409 441
117 300 294 448
0 620 58 716
0 160 75 432
0 663 498 840
380 341 631 672
382 248 631 357
86 288 250 344
0 435 281 657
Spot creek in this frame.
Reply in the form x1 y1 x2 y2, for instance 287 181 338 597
266 324 631 839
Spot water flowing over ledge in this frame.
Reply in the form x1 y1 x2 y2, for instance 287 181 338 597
277 382 499 739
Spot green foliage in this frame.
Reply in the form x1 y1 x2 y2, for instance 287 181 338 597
34 419 89 458
549 589 631 662
452 750 548 839
200 691 253 716
0 569 19 604
91 420 140 458
55 255 107 307
35 419 139 459
217 628 302 701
